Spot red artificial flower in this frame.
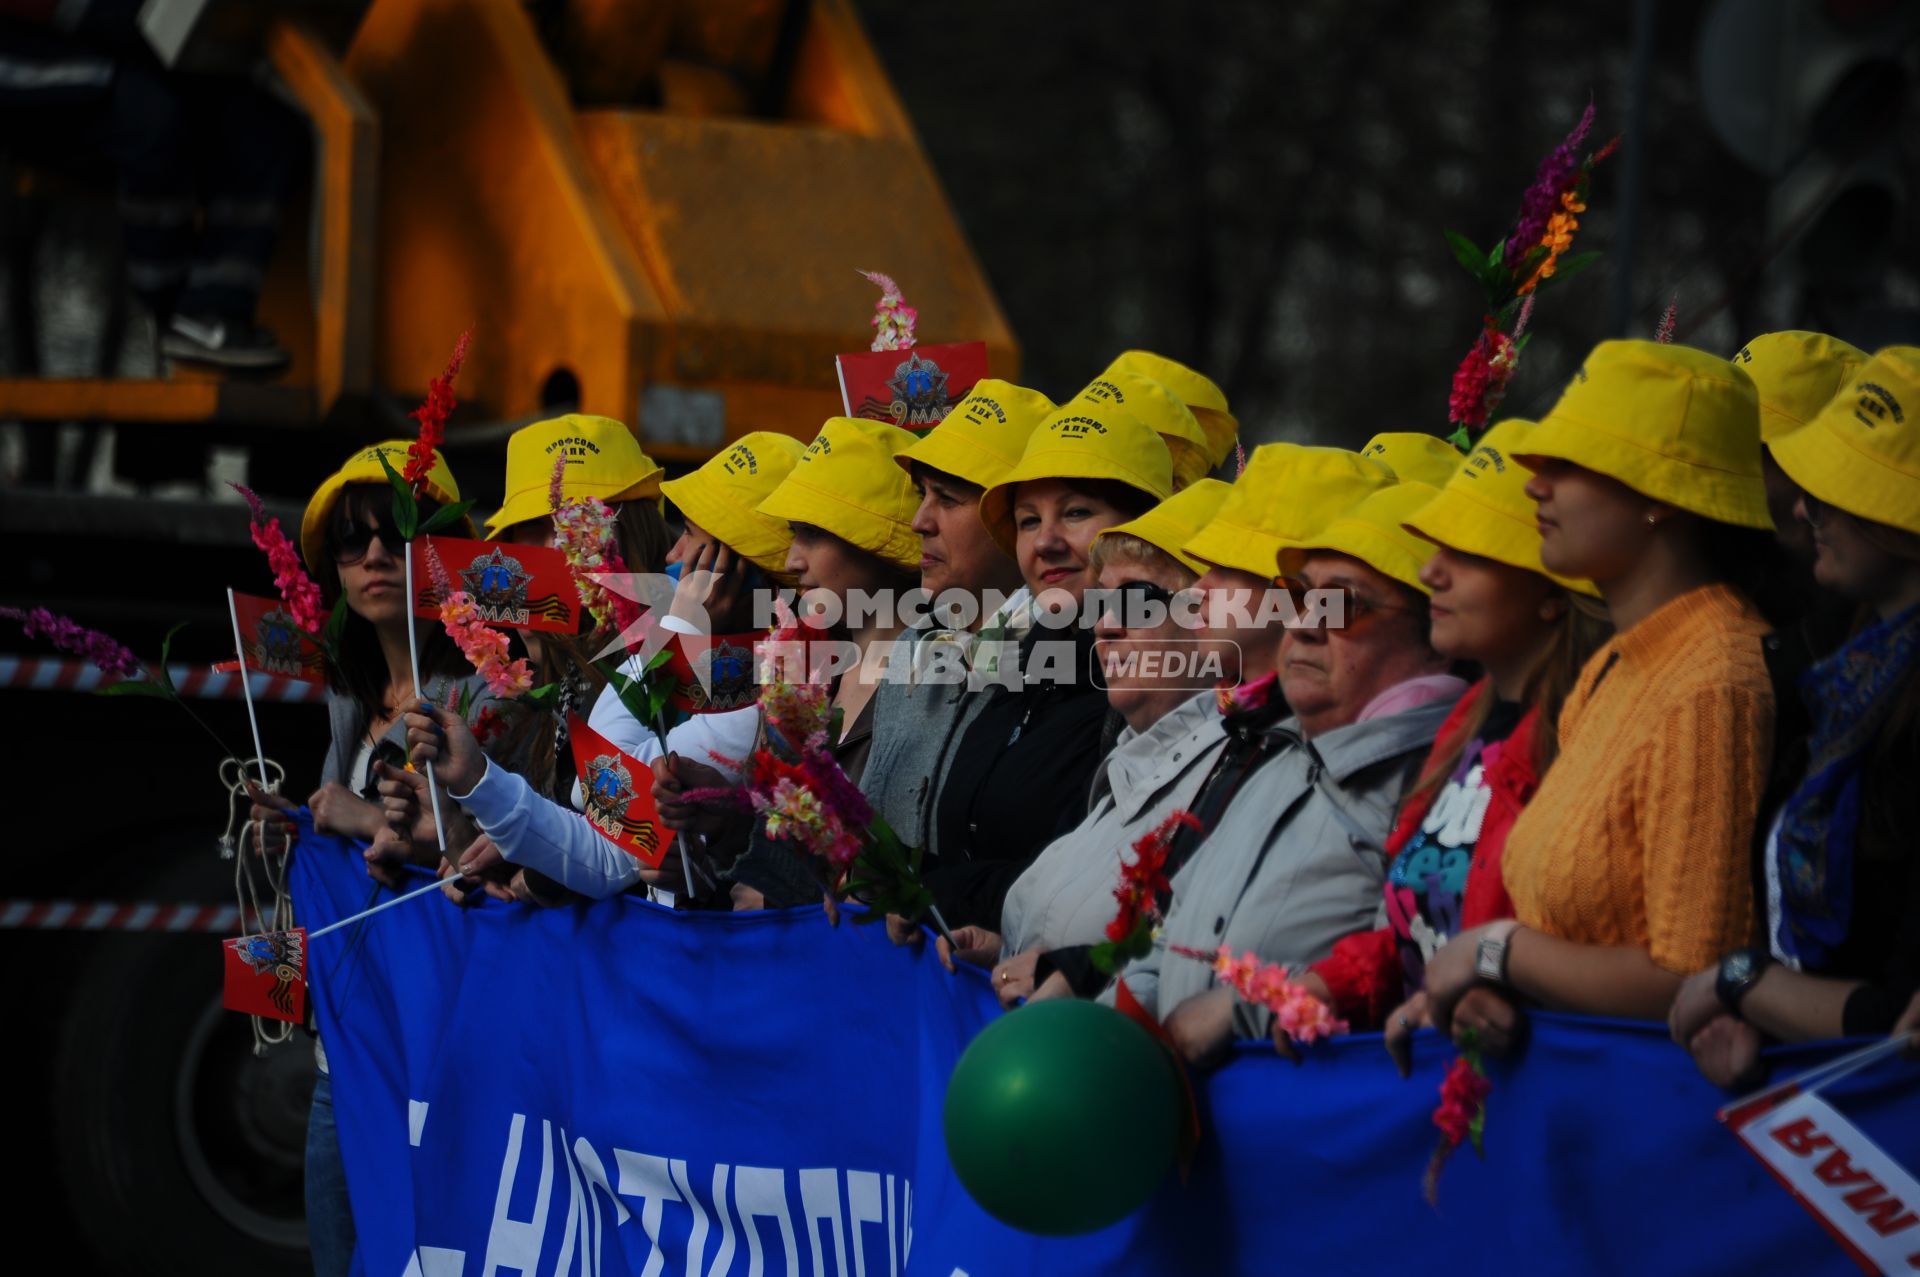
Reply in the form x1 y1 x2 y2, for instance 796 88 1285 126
1104 810 1201 944
1424 1052 1493 1205
404 330 471 491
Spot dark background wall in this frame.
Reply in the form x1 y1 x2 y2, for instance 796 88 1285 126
858 0 1920 448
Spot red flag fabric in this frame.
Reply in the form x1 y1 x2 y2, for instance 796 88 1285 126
835 340 989 432
662 631 762 714
222 928 308 1023
230 591 328 684
409 535 578 634
568 715 676 868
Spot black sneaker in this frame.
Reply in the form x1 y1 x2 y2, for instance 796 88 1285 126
161 314 292 373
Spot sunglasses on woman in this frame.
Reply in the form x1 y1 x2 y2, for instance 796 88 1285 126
1278 577 1411 631
332 515 401 565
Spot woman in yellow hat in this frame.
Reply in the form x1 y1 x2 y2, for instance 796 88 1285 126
1668 346 1920 1083
860 380 1054 860
1266 422 1613 1059
709 418 924 907
921 401 1175 929
252 439 500 1277
1416 340 1780 1034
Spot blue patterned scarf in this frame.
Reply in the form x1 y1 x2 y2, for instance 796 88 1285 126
1774 602 1920 968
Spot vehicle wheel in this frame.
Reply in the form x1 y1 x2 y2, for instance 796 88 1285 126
52 855 312 1276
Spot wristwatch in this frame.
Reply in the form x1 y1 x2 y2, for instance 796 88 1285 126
1474 921 1519 985
1715 947 1772 1018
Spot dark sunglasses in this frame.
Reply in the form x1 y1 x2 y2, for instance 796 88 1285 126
1101 578 1179 628
1277 577 1411 630
332 514 401 565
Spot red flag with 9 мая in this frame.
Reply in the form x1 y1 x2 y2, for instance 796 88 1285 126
222 928 308 1023
409 535 578 634
835 341 989 433
231 591 327 684
568 715 676 868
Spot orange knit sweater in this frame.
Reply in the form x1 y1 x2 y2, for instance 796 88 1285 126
1501 584 1775 974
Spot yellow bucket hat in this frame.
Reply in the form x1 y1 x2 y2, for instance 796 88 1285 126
484 413 665 538
1181 444 1394 579
1734 330 1869 444
1074 370 1213 490
1096 478 1234 575
300 440 469 570
1402 420 1601 597
658 432 806 575
978 400 1175 556
1104 350 1238 467
1276 481 1444 596
1360 432 1465 486
1516 339 1770 529
759 417 923 572
1768 345 1920 538
897 379 1056 491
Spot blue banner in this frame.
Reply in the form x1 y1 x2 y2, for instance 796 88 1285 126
291 824 1920 1276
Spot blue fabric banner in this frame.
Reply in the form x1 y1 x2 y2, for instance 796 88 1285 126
291 824 1920 1277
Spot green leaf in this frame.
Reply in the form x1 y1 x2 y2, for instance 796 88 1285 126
1537 250 1602 291
419 499 476 535
1443 230 1486 278
643 647 674 674
157 621 188 697
375 449 419 541
1486 239 1506 270
95 679 175 699
518 683 561 708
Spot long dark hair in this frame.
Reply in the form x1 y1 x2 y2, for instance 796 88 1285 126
316 484 470 723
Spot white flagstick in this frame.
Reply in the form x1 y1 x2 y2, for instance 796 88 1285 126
403 549 450 857
308 874 453 939
1717 1035 1911 1123
225 588 271 792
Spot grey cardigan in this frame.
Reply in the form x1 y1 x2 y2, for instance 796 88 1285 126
859 634 993 857
1107 693 1459 1037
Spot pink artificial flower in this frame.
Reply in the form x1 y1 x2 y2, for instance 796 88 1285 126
1656 295 1678 344
1200 944 1349 1045
426 544 533 697
548 455 640 638
859 269 917 352
0 606 142 678
230 483 328 636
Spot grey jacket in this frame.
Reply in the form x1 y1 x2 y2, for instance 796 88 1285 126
1000 691 1227 955
1108 693 1458 1036
320 671 501 797
859 635 992 857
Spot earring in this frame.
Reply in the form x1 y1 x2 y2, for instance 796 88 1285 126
1644 512 1659 527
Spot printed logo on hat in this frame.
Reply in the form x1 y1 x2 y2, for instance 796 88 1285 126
1734 345 1753 364
543 436 603 463
1361 442 1386 458
1465 445 1508 477
1052 415 1108 439
1853 382 1905 429
962 396 1009 426
1079 379 1126 406
722 442 759 476
804 436 833 460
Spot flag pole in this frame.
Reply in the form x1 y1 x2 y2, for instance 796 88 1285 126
225 588 271 792
403 549 451 857
308 873 456 939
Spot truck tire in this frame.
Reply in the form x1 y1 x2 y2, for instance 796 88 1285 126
52 853 312 1276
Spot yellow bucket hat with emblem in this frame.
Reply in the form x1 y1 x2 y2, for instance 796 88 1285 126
1182 444 1394 579
1769 345 1920 537
484 413 665 538
1075 370 1213 490
1276 481 1444 595
1096 478 1234 575
1734 330 1869 444
1516 339 1770 529
1402 420 1600 597
1104 350 1238 467
1360 432 1464 486
897 379 1055 491
978 400 1175 556
659 432 806 575
759 417 923 571
301 440 470 570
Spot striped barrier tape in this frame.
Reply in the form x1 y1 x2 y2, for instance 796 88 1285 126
0 656 327 703
0 899 246 932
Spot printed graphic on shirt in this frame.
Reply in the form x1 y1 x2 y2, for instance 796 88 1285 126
1387 736 1507 991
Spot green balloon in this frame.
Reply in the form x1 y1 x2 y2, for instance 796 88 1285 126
943 999 1182 1236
